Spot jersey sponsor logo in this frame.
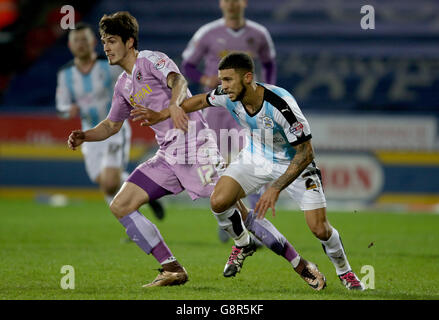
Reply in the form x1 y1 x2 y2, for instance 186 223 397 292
262 116 274 129
132 84 153 104
289 121 304 136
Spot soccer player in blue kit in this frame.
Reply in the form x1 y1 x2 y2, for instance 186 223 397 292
132 52 364 290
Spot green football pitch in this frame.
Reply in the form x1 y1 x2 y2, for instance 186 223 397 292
1 197 438 300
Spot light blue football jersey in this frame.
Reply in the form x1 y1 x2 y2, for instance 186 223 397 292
206 83 312 164
56 58 122 131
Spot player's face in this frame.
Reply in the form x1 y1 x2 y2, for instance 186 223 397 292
220 0 247 20
219 68 247 101
68 29 95 59
101 34 129 65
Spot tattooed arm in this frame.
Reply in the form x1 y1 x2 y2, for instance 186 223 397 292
272 140 314 191
166 72 190 131
254 140 314 219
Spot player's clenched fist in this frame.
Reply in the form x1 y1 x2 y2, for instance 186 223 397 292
68 130 85 150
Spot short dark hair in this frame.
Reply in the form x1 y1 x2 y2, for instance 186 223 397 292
218 52 255 74
99 11 139 49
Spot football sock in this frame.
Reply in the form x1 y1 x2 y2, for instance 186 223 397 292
160 256 177 265
247 193 260 210
320 227 351 275
119 211 173 263
244 209 299 265
212 206 250 247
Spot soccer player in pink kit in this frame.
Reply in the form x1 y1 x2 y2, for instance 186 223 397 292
67 12 322 289
182 0 276 241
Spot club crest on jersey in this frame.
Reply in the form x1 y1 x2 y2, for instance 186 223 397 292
262 116 274 129
136 71 142 82
289 121 304 136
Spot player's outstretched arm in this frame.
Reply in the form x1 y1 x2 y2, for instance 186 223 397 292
67 118 123 150
255 140 314 219
130 93 210 129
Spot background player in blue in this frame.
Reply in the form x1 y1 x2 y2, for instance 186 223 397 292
133 52 365 290
56 23 164 219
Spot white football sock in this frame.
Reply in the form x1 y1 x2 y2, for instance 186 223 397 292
320 227 351 275
212 206 250 247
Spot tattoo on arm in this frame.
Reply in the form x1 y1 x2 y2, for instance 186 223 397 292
271 140 314 191
167 72 188 106
167 72 179 88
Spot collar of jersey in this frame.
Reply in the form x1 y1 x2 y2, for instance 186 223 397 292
241 83 266 118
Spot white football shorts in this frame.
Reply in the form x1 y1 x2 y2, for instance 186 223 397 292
81 123 131 182
222 150 327 211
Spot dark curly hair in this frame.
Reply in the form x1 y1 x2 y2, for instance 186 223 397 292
99 11 139 49
218 52 255 74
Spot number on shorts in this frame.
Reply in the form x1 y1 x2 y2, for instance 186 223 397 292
197 164 215 186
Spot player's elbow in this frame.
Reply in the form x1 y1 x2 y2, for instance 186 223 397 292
106 120 123 135
301 140 314 165
168 72 187 89
306 148 314 165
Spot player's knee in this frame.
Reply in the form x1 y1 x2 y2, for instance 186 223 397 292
210 192 233 213
310 224 331 241
109 197 130 220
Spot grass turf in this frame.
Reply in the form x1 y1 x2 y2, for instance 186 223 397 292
0 198 438 300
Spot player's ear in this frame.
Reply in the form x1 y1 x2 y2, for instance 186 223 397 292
243 71 253 84
126 37 135 50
